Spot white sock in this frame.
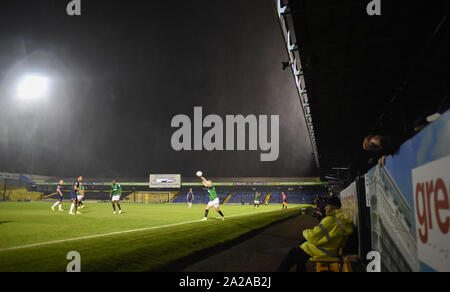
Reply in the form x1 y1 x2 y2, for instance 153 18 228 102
70 203 74 213
59 204 63 210
52 202 59 208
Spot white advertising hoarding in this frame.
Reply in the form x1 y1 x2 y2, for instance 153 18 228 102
149 174 181 189
413 155 450 272
340 181 359 227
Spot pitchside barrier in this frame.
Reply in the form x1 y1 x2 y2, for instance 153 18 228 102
342 110 450 272
339 177 372 264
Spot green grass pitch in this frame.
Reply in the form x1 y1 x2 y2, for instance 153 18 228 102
0 202 305 272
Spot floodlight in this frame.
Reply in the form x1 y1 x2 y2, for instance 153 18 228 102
17 75 49 99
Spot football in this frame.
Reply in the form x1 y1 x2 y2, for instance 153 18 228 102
196 171 203 177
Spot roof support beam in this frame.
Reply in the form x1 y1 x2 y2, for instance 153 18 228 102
273 0 320 168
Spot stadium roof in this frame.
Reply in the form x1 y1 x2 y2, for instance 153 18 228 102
36 177 326 187
276 0 449 170
2 172 327 188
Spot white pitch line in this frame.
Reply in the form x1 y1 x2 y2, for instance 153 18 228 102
0 209 287 252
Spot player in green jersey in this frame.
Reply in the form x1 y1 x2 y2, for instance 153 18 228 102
254 192 261 208
199 175 225 222
77 184 85 209
110 180 123 215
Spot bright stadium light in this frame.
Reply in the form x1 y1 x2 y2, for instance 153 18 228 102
17 75 49 100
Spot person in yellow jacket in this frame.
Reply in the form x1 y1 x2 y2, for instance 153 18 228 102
277 196 354 272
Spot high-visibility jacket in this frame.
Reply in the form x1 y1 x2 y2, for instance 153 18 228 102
301 209 354 258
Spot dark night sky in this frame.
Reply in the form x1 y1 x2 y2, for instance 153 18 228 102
0 0 316 178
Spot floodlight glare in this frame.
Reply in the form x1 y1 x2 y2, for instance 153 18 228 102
17 75 49 99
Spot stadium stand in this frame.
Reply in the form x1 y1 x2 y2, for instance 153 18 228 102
1 175 328 206
170 190 324 206
0 184 42 201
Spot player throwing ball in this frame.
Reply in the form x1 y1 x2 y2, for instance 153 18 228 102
197 172 225 222
110 180 123 215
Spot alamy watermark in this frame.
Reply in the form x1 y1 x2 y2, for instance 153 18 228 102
367 251 381 272
367 0 382 16
171 107 280 162
66 0 81 16
66 251 81 272
66 1 381 17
